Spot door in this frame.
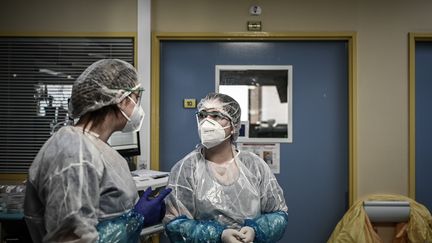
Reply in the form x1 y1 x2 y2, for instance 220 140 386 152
157 38 351 242
413 41 432 211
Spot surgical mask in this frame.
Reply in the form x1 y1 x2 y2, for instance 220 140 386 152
119 96 145 133
198 118 231 149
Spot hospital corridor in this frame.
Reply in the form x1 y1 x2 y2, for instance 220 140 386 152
0 1 432 242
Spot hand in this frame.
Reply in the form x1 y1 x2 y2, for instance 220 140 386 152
239 226 255 243
221 229 244 243
133 187 172 227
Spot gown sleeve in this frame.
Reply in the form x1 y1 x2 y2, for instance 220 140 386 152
244 153 289 243
96 209 145 243
164 154 226 242
165 216 225 243
243 211 288 243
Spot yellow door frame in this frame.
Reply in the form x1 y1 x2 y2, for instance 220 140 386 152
151 32 358 205
408 32 432 199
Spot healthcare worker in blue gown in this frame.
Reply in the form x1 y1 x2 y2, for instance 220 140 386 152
164 92 288 243
23 59 171 243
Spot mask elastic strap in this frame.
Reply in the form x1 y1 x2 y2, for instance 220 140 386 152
220 125 232 142
119 109 131 121
127 96 137 105
221 133 232 142
119 96 138 121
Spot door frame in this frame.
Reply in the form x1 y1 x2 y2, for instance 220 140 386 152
408 32 432 199
151 32 358 205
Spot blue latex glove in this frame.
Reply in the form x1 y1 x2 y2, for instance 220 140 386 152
133 187 172 227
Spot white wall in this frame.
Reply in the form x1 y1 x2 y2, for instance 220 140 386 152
0 0 137 32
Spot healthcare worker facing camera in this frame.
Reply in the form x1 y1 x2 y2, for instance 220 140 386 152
23 59 171 243
164 92 288 243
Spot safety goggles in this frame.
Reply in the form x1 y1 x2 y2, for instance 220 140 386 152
125 87 144 105
196 110 230 122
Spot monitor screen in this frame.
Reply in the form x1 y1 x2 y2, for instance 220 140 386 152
108 131 141 157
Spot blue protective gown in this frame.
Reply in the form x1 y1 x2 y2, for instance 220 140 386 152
164 146 288 242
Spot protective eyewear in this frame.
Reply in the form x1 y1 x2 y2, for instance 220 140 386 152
125 87 144 105
196 110 229 122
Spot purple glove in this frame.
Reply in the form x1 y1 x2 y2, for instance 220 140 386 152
133 187 172 227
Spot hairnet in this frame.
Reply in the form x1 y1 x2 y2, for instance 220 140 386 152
69 59 139 119
197 92 241 141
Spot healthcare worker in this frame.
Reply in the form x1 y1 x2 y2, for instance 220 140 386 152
23 59 171 243
164 92 288 243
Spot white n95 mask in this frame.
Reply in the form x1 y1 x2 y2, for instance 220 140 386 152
198 118 231 149
120 96 145 133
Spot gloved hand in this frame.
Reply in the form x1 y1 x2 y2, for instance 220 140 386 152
133 187 172 227
221 229 244 243
239 226 255 243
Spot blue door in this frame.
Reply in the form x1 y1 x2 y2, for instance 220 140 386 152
158 40 349 242
414 41 432 212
